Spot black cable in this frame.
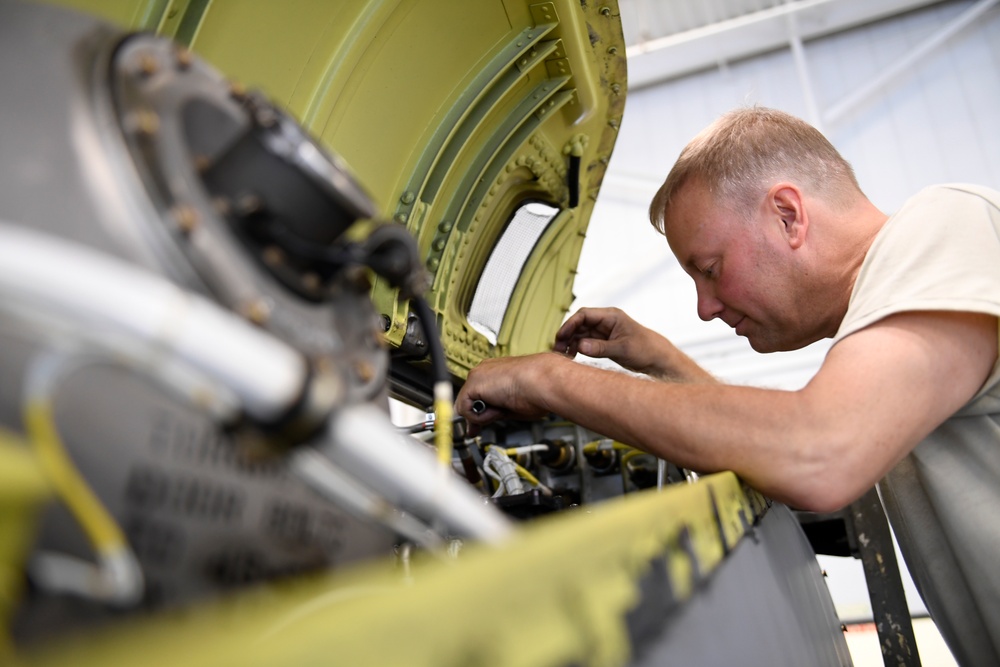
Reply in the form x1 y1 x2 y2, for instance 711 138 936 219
410 294 449 386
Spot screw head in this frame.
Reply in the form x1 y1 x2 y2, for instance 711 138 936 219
235 194 263 217
137 52 159 77
172 204 199 234
240 298 271 326
229 81 247 101
301 272 321 292
175 47 193 70
129 110 160 136
353 359 376 382
262 245 285 266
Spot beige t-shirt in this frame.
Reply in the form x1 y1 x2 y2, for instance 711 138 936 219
833 184 1000 667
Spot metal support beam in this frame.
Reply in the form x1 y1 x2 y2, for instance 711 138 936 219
785 0 822 131
846 487 921 667
625 0 947 89
823 0 999 125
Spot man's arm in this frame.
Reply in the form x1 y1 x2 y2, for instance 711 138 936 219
458 310 997 512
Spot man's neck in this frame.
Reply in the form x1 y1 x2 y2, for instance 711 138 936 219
827 199 890 332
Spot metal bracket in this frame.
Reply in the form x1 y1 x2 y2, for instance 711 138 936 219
846 487 922 667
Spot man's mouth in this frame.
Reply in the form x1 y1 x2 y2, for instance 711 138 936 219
734 316 748 335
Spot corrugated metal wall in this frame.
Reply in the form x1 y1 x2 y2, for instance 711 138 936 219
575 0 1000 390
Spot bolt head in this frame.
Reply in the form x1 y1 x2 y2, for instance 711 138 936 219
175 48 193 70
241 299 271 326
172 204 199 234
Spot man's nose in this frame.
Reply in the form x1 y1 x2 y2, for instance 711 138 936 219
696 287 724 322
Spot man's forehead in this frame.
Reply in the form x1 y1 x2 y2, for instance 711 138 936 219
663 180 713 237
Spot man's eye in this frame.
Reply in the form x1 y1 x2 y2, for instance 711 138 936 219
702 265 716 279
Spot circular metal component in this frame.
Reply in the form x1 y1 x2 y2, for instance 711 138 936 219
0 5 396 632
105 32 390 392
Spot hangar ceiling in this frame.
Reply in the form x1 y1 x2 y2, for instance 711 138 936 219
618 0 951 89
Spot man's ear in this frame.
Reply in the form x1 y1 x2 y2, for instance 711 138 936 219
768 183 807 250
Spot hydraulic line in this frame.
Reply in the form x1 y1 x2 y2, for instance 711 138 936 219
410 295 453 471
504 445 550 457
0 222 309 425
483 446 524 498
24 351 143 605
484 446 552 497
621 449 653 494
582 439 634 454
511 461 552 496
322 405 512 543
290 448 445 552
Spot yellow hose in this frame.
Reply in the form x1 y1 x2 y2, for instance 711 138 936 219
24 398 127 554
512 461 543 488
433 382 453 469
582 439 634 455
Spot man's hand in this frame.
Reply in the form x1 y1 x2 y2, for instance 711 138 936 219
456 353 562 425
554 307 713 383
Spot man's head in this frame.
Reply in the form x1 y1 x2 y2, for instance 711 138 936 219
650 107 861 232
650 107 871 353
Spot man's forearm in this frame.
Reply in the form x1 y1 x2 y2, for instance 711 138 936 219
643 342 717 384
534 356 858 510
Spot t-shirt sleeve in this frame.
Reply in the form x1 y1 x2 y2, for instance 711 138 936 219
834 184 1000 343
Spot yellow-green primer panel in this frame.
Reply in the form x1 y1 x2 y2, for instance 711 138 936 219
24 474 768 667
43 0 628 381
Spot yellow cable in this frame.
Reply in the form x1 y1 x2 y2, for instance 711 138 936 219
25 399 127 554
620 449 653 494
582 439 634 454
433 383 453 469
620 450 649 468
512 461 542 488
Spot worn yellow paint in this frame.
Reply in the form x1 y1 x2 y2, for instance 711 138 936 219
0 433 50 659
24 473 768 667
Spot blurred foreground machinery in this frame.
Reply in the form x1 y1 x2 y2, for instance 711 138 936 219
0 2 855 665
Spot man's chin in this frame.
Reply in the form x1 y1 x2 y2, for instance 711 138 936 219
747 337 776 353
747 332 813 354
744 331 782 354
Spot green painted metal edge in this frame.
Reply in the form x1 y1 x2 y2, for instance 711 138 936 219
0 434 50 661
24 474 769 667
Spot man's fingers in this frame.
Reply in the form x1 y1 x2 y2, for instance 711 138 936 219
578 338 610 358
556 315 619 353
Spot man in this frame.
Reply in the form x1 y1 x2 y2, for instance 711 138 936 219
456 107 1000 666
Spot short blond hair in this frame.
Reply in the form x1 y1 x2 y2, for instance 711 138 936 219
649 107 861 233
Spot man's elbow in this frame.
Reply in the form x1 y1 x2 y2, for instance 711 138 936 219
776 466 875 514
787 487 856 514
767 440 877 513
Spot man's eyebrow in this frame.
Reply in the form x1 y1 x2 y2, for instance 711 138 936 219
683 253 706 271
